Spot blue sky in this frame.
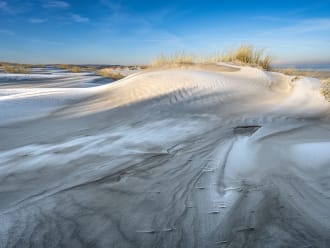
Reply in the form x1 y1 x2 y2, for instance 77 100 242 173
0 0 329 65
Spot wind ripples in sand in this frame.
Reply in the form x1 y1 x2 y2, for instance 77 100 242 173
0 64 330 247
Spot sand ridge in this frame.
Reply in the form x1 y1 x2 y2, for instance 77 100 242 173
0 64 330 247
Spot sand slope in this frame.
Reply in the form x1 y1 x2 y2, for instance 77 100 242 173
0 64 330 247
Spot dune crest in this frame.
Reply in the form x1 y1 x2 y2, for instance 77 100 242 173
0 65 330 247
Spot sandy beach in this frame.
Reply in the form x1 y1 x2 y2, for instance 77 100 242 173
0 64 330 247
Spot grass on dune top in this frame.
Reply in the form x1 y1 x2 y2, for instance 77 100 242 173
151 45 272 70
97 68 124 80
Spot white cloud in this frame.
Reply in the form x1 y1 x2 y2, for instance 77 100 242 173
72 14 90 23
43 1 70 9
29 18 47 23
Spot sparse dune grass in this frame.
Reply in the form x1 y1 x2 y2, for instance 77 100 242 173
151 52 195 67
212 45 272 70
58 64 72 70
2 64 30 74
57 64 83 73
321 78 330 100
258 55 272 71
97 68 124 80
151 45 272 70
70 66 82 73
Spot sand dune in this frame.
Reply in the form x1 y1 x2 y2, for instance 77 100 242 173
0 64 330 247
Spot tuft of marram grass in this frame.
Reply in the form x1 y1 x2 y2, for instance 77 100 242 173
259 55 272 71
212 45 272 70
97 69 124 80
151 45 272 70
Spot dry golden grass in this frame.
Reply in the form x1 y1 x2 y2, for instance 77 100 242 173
57 64 83 73
2 64 30 74
321 78 330 100
151 45 272 70
58 64 72 70
70 66 82 73
258 55 272 71
211 45 272 70
151 52 195 67
97 69 124 80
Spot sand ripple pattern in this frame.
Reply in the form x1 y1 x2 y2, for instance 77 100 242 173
0 65 330 247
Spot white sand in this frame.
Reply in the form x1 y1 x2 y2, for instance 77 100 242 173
0 64 329 247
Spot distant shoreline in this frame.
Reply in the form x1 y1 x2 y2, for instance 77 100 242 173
273 68 330 80
273 64 330 71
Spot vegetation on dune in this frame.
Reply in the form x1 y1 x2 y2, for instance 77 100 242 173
97 68 124 80
208 45 272 70
58 64 72 70
0 63 140 78
57 64 83 73
70 66 83 73
151 45 272 70
151 51 195 67
2 64 30 74
258 55 272 71
321 78 330 101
